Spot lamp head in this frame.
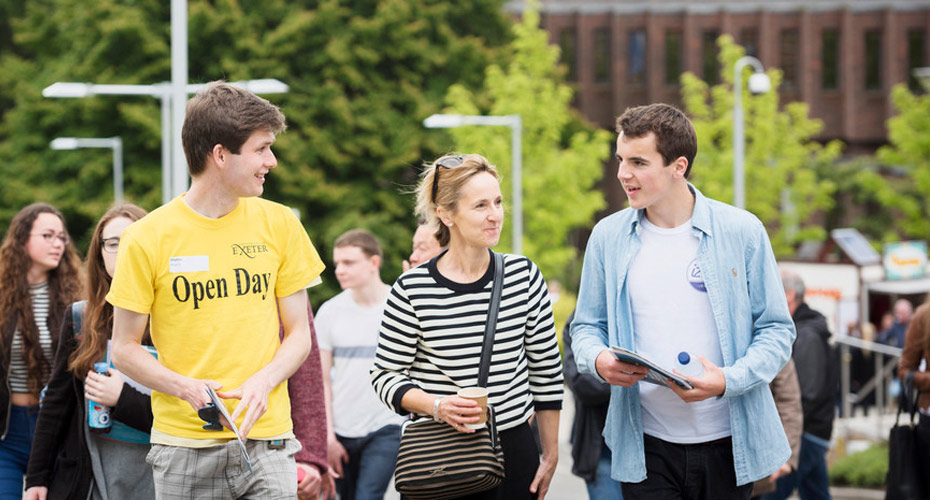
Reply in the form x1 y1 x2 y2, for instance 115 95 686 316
50 138 80 150
236 79 289 94
42 82 92 98
423 114 465 128
748 72 771 94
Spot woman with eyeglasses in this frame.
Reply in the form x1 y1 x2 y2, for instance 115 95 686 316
371 154 564 499
0 203 83 499
24 203 155 500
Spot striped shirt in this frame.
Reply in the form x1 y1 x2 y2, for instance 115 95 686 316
371 251 563 431
10 281 52 393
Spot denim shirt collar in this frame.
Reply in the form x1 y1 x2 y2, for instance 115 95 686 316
627 183 713 237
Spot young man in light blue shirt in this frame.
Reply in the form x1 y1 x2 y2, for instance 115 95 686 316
571 103 796 500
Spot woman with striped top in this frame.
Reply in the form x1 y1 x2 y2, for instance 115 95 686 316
371 154 563 499
0 203 83 499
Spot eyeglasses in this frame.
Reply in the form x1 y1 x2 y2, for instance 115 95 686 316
431 155 465 204
31 232 69 246
198 403 223 431
101 237 120 254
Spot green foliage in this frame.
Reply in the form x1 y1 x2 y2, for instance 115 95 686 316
680 35 842 257
829 443 887 488
0 0 170 250
815 158 903 245
874 84 930 239
0 0 512 302
436 4 609 284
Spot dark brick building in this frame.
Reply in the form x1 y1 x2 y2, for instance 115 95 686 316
508 0 930 154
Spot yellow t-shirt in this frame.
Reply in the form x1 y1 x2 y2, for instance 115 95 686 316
106 195 324 440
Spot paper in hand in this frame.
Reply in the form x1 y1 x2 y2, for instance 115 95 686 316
205 385 252 471
610 346 694 390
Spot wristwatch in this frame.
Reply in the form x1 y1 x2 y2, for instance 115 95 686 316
432 396 442 422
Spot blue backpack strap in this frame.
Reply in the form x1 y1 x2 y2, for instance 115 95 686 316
72 300 87 337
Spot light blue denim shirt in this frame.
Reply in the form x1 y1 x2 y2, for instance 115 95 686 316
570 184 796 486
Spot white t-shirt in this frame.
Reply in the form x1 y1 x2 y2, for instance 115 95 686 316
316 288 404 438
627 218 731 444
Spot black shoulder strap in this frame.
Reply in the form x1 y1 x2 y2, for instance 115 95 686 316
72 300 87 337
477 252 505 387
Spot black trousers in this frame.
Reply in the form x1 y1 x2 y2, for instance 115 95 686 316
918 413 930 495
621 434 753 500
458 421 540 500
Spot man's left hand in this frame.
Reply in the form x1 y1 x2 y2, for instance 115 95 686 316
217 371 274 438
668 355 726 403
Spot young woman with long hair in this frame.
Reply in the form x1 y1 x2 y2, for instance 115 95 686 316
0 203 83 499
24 203 154 500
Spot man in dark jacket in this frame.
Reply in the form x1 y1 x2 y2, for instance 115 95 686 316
764 270 838 500
563 313 623 500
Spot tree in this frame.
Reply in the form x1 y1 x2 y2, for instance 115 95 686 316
0 0 513 302
434 4 610 284
680 35 842 257
873 84 930 240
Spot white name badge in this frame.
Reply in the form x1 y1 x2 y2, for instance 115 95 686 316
169 255 209 273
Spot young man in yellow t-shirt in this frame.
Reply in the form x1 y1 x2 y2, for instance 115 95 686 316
107 82 325 499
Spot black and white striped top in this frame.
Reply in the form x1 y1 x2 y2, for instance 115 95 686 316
371 251 563 431
9 282 52 393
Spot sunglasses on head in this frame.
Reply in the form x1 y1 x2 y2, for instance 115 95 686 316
198 403 223 431
431 155 465 204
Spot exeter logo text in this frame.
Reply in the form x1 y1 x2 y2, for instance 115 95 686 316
172 268 271 309
231 243 269 258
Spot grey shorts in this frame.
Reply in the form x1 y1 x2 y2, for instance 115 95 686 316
146 439 300 500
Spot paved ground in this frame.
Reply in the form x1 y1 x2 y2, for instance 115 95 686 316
547 390 587 499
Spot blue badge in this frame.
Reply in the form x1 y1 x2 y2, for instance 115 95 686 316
687 260 706 292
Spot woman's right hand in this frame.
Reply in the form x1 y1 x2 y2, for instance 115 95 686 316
24 486 47 500
435 395 483 433
85 368 125 407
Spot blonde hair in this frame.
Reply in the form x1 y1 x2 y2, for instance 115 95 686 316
414 154 499 247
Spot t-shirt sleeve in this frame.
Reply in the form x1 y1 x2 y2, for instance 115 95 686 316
105 228 155 314
275 208 325 298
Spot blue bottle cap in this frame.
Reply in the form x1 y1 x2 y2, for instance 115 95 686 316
94 362 110 373
677 352 691 364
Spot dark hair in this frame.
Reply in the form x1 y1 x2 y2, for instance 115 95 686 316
182 81 286 176
616 103 697 177
334 229 383 260
414 154 499 247
0 203 84 396
69 203 148 378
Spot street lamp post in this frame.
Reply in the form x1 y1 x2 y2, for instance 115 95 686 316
423 114 523 254
171 0 188 200
732 56 771 210
42 79 289 204
51 137 124 202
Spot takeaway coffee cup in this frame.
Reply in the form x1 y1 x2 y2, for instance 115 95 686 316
457 387 489 429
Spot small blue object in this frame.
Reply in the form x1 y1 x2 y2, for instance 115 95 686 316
88 362 112 432
675 351 704 378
